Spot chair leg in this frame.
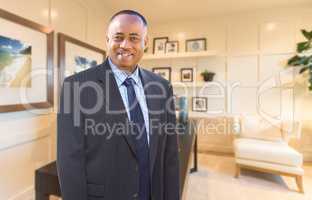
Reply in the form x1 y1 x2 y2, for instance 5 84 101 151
295 175 304 193
235 164 240 178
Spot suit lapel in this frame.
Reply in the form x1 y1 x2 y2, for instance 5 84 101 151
96 59 138 159
96 60 162 175
139 68 161 177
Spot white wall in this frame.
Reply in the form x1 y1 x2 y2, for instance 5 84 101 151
142 6 312 157
0 0 111 199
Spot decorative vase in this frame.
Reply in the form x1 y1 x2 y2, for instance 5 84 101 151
178 96 188 123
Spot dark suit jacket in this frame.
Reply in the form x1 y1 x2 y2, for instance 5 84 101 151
57 59 180 200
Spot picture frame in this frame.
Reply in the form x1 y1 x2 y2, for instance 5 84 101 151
192 97 207 112
152 67 171 82
165 41 179 54
180 68 193 82
0 8 54 112
58 33 106 94
153 37 168 54
185 38 207 52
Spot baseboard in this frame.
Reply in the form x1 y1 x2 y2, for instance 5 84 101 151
199 149 234 157
8 186 34 200
198 144 234 154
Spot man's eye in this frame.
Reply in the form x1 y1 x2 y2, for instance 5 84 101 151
130 37 140 42
114 36 123 41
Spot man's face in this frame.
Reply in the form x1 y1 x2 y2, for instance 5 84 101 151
106 14 148 72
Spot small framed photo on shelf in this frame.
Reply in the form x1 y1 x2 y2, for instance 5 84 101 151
152 67 171 82
153 37 168 54
192 97 207 112
165 41 179 54
180 68 193 82
185 38 206 52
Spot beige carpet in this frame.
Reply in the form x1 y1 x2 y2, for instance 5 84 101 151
184 153 312 200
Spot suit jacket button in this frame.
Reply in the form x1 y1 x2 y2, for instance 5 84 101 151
132 193 138 198
135 165 139 172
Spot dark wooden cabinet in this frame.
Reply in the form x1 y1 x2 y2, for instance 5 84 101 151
35 161 61 200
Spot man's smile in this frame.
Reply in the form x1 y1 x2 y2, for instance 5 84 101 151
116 51 134 60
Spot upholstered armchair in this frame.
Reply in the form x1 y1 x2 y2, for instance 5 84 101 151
233 115 304 193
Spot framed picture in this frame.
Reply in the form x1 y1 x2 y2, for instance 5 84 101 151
180 68 193 82
192 97 207 112
58 33 106 93
153 37 168 54
152 67 171 82
0 8 54 112
165 41 179 54
185 38 207 52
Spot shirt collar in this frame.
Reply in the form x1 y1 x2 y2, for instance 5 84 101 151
108 58 140 87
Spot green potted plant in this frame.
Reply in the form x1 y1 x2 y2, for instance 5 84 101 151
200 70 215 82
287 29 312 91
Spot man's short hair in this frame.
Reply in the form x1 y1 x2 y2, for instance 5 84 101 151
109 10 147 27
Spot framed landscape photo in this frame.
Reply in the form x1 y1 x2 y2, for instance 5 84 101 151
180 68 193 82
192 97 207 112
185 38 207 52
0 8 54 112
152 67 171 82
58 33 106 93
153 37 168 54
165 41 179 54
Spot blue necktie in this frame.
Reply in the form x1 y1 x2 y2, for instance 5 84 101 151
123 77 150 200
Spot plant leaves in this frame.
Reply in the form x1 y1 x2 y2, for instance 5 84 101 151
288 55 312 66
288 55 307 66
288 55 301 66
297 41 310 53
299 66 309 74
301 29 312 40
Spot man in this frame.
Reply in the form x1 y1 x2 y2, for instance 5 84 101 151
57 10 180 200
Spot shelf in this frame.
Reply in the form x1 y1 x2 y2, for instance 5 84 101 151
142 50 217 60
172 82 204 88
175 111 236 119
143 50 294 60
172 81 224 88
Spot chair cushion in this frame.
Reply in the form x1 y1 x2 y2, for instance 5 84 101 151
236 158 304 175
240 115 282 141
234 138 303 167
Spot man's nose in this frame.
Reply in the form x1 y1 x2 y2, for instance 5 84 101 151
120 39 131 48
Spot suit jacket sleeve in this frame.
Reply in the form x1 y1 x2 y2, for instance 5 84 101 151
57 77 87 200
164 83 181 200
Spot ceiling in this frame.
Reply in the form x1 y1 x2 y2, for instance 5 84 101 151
88 0 311 22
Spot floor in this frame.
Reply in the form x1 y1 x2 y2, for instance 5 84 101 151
185 153 312 200
49 153 312 200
